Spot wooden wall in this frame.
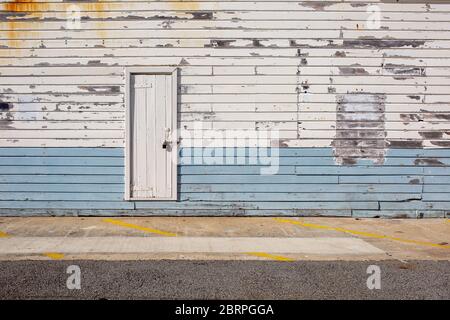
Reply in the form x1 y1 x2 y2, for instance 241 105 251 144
0 1 449 216
0 0 450 150
0 147 448 217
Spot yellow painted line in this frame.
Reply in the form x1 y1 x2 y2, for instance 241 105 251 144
102 218 177 237
246 252 295 262
43 252 65 260
0 231 9 238
273 218 450 250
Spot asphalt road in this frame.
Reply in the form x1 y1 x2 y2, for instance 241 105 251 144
0 260 448 300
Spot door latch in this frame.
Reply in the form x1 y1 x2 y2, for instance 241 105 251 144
162 128 172 149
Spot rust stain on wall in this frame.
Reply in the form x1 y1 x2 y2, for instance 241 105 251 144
1 0 47 48
4 0 48 12
1 0 110 48
332 93 387 165
168 1 200 11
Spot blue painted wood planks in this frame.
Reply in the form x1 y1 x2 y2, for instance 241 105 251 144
0 147 448 217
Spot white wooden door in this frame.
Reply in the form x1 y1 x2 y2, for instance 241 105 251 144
126 70 177 200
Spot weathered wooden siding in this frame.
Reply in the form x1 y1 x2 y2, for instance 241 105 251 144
0 147 448 217
1 1 450 149
0 0 449 216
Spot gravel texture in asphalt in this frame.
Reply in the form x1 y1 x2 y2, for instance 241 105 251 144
0 260 449 300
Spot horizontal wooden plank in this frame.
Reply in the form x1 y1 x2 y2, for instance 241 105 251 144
380 201 450 210
300 120 450 130
0 174 123 184
179 165 295 175
0 76 122 85
0 156 124 166
0 121 124 130
3 57 450 67
0 94 123 103
180 174 339 184
424 167 450 175
298 130 450 140
0 111 124 120
296 112 450 121
232 138 450 148
1 2 449 13
0 139 125 147
4 39 450 52
5 39 450 50
180 75 450 86
0 200 378 210
2 10 450 22
180 94 450 104
295 166 424 175
0 65 210 76
181 192 422 202
0 166 123 174
0 191 423 202
0 130 123 139
4 138 449 148
181 147 450 157
423 185 450 192
5 102 124 112
180 111 296 121
135 201 380 210
180 156 450 166
424 176 450 184
0 147 448 159
179 84 450 95
339 175 423 184
180 183 423 193
0 201 134 209
421 193 450 201
0 192 122 201
7 110 449 121
352 210 445 218
180 84 447 95
0 147 123 157
6 48 450 59
6 20 450 33
0 208 353 217
0 183 123 192
1 85 123 94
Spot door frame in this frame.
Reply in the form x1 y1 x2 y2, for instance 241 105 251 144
124 67 178 201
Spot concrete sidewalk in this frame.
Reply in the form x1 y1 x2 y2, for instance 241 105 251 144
0 217 449 261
